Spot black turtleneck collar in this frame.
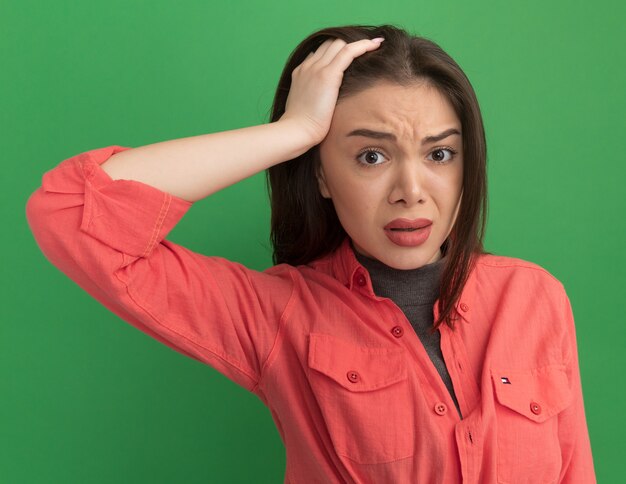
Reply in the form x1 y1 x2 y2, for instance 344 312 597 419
351 240 447 308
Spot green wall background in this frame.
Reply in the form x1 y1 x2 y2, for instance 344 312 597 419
3 0 624 482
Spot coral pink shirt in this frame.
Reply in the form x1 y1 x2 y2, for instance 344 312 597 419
26 145 596 483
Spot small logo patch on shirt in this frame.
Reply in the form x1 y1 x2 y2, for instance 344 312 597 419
500 377 511 384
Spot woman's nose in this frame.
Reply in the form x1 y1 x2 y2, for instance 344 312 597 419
388 162 425 206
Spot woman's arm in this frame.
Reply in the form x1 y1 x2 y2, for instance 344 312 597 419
24 37 383 395
25 145 296 395
98 37 384 203
557 289 596 483
99 119 315 203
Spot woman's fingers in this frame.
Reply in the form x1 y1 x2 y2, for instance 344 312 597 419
325 38 384 73
281 37 383 144
301 38 337 66
300 37 382 72
316 38 349 67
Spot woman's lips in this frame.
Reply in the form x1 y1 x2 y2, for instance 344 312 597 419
384 218 433 247
384 218 432 230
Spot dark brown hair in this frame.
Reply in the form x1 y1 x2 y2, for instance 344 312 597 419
265 24 489 329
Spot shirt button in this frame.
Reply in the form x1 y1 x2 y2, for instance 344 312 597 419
530 401 542 415
391 325 404 338
460 302 469 312
347 370 360 383
356 274 367 286
434 402 447 416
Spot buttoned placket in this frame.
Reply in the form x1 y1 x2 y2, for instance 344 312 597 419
354 269 464 397
350 265 483 481
438 303 482 483
390 303 463 419
351 267 463 416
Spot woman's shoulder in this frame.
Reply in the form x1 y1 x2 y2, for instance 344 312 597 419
473 252 566 295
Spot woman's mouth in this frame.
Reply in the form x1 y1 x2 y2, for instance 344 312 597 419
383 218 433 246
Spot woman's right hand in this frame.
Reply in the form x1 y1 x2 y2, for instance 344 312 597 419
279 37 384 146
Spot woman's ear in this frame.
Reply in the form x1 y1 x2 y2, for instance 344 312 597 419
316 164 331 199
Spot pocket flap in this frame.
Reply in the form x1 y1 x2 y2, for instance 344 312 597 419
491 365 572 423
308 333 407 392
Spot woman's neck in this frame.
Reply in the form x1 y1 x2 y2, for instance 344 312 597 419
352 246 446 306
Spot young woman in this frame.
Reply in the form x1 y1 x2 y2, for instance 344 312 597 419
26 24 595 483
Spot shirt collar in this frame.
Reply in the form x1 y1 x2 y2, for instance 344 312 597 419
313 235 477 325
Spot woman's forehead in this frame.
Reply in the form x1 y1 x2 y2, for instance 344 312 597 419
331 83 460 142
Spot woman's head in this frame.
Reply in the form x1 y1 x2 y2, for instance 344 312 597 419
317 80 464 270
266 24 488 327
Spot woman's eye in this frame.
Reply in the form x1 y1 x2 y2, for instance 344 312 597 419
356 149 387 167
427 147 457 164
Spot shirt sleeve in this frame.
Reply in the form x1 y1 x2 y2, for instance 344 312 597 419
25 145 294 397
556 286 597 483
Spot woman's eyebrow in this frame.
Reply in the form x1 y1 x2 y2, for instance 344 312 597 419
346 128 461 145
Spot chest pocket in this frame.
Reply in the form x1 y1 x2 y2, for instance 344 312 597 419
307 332 414 464
491 365 573 484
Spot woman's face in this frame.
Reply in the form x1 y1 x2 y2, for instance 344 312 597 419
317 81 463 270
